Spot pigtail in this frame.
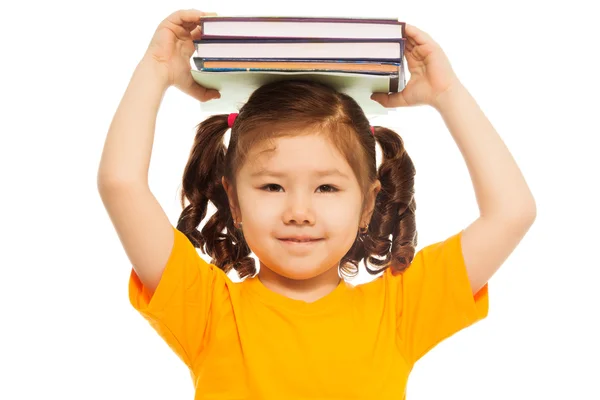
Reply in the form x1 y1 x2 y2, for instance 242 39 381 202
340 126 418 278
370 126 418 274
176 114 255 279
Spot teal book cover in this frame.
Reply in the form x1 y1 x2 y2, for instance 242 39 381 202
191 69 405 116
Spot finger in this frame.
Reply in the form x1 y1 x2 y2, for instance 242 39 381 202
404 23 434 46
371 92 408 108
190 25 202 41
183 11 218 32
167 9 217 31
170 9 217 24
183 77 221 102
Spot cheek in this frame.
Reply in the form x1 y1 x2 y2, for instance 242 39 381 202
324 198 362 228
237 191 277 227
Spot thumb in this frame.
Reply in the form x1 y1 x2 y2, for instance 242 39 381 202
180 76 221 102
371 92 409 108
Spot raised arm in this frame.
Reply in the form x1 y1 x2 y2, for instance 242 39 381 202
371 24 536 294
97 9 219 293
97 58 174 294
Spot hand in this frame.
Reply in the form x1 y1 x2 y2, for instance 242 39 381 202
371 24 462 110
143 9 221 102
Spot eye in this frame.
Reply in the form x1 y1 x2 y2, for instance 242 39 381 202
261 184 283 192
259 184 339 193
317 185 339 193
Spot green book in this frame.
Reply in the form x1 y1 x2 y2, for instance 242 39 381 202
191 69 405 116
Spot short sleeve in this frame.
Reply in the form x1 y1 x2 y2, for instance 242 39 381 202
128 225 224 369
393 229 489 365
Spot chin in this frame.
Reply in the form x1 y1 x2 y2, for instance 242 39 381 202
274 267 322 281
263 263 330 281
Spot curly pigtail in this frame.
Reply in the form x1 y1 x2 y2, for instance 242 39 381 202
176 114 255 279
340 126 418 277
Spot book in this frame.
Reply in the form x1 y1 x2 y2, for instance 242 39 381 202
193 58 402 74
199 16 405 40
192 16 407 116
193 38 405 60
191 69 403 116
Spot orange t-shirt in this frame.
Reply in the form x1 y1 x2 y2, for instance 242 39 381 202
129 226 488 399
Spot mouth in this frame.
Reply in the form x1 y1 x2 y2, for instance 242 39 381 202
278 238 324 244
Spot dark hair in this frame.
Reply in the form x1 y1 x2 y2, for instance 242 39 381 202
176 79 417 280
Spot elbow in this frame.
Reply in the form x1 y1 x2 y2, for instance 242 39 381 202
97 173 125 193
487 198 537 225
97 170 145 193
508 199 537 225
523 195 537 222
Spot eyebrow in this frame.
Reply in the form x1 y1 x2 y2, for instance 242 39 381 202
250 168 350 180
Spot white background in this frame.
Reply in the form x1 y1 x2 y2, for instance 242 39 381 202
1 0 598 399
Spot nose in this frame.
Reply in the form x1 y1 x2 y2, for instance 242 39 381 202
282 192 316 226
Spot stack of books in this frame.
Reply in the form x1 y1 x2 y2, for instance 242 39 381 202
191 16 406 115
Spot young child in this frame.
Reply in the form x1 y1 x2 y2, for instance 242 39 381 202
98 9 537 399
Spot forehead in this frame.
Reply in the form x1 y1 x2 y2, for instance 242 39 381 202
242 134 351 175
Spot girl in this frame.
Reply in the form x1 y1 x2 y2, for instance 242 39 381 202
98 9 537 399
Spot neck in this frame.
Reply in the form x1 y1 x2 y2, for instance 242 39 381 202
257 262 341 303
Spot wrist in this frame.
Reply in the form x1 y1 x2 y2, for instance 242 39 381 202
137 56 171 91
432 80 467 114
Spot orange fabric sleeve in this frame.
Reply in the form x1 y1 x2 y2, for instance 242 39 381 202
128 225 223 369
394 229 489 365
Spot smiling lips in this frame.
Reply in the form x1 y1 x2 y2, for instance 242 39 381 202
277 238 324 253
279 237 323 243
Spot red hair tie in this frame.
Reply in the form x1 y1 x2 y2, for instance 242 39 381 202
370 126 375 135
228 112 239 128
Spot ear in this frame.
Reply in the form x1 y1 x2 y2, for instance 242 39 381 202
221 176 241 222
361 179 382 226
